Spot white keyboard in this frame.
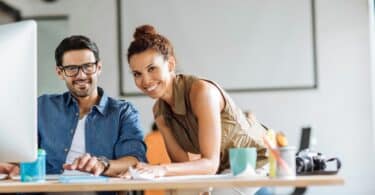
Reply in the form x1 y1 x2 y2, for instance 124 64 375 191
10 170 92 181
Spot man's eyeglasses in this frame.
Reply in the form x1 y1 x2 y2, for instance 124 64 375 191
59 61 98 77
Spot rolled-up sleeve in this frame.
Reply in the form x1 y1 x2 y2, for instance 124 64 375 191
115 102 147 162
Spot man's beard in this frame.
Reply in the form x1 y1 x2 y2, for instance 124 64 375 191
67 79 95 98
72 88 91 97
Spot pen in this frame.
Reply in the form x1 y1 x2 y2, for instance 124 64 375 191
263 136 293 176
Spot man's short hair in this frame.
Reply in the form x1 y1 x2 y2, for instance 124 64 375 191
55 35 100 66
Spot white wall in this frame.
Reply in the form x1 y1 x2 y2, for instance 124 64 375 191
3 0 120 97
370 0 375 150
4 0 375 194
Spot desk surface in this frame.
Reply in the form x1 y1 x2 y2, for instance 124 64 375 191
0 175 344 193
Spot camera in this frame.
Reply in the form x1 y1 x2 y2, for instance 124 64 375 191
295 149 327 173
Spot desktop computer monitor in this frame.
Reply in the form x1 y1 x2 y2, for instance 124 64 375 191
0 20 37 162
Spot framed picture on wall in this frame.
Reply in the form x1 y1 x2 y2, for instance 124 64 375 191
117 0 318 96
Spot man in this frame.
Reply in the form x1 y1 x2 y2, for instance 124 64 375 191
0 35 146 179
42 35 146 176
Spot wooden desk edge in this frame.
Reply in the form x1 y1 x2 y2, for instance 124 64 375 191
0 175 345 193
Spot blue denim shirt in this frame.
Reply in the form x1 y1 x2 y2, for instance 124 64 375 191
38 87 147 174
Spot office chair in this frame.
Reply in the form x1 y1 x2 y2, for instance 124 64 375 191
291 127 311 195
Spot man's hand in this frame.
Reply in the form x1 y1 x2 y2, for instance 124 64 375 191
63 153 107 176
0 163 19 178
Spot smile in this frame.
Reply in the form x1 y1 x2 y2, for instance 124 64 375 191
145 84 157 92
74 80 90 85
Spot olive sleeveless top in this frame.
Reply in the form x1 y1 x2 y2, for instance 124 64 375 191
154 74 268 173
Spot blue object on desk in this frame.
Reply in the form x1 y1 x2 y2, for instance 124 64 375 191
20 149 46 182
59 175 108 183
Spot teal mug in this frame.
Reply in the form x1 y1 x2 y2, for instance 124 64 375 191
229 147 257 176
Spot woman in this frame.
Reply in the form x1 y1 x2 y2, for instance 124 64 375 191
126 24 268 178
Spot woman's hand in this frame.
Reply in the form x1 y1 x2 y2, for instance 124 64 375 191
135 162 167 177
118 162 167 179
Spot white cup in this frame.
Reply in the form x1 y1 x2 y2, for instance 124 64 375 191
276 146 296 179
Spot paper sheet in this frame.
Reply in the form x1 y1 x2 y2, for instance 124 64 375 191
128 167 248 181
0 174 7 180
